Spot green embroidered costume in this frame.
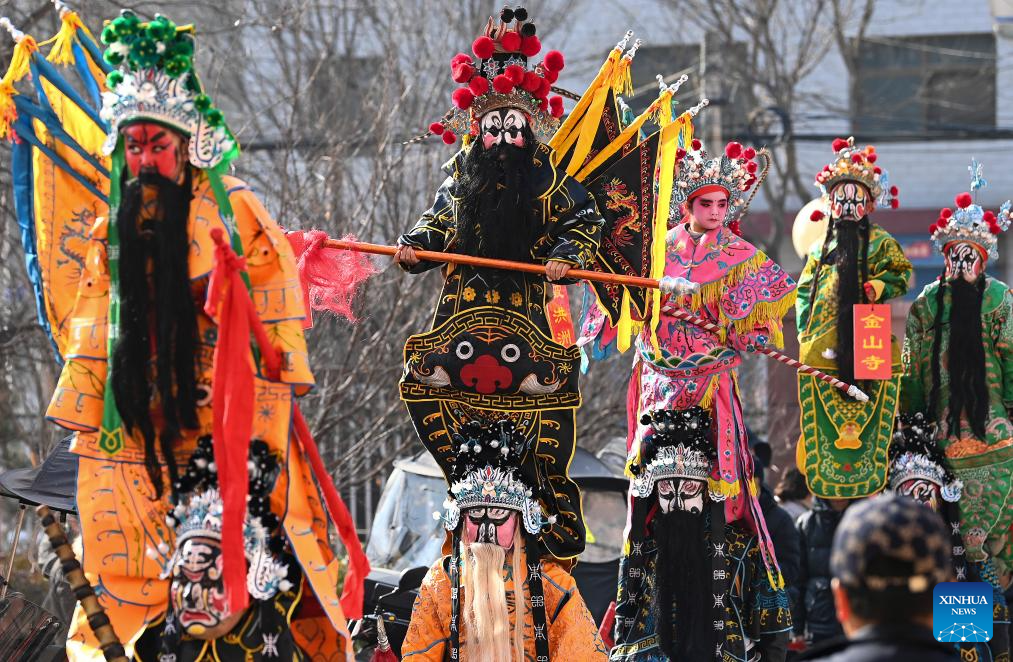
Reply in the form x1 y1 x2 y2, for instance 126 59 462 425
796 223 912 498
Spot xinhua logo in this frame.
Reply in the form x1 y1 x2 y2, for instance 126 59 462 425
933 582 992 643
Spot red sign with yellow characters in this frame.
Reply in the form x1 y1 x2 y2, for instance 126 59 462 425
853 304 891 380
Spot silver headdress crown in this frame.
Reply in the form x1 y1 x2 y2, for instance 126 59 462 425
670 140 766 227
889 413 963 503
98 11 235 169
929 160 1012 261
631 407 717 499
436 420 549 535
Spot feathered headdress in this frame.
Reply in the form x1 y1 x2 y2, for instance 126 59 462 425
425 6 566 145
928 160 1011 260
630 407 719 499
889 412 962 503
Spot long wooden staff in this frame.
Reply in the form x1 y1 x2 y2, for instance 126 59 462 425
324 239 869 401
37 506 128 662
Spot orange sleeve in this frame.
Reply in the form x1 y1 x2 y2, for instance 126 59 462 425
401 561 451 661
543 563 610 661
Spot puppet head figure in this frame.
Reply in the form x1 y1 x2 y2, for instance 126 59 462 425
686 190 730 233
123 122 188 181
463 506 520 548
656 477 707 514
944 241 986 283
480 109 529 152
829 181 873 223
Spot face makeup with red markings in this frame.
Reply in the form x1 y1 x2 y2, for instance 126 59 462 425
896 478 941 512
944 241 986 283
123 122 187 180
480 109 528 151
463 507 519 548
686 191 729 232
656 477 707 514
169 536 245 639
829 181 872 222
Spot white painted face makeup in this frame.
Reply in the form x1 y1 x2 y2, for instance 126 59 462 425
944 241 986 283
480 109 528 150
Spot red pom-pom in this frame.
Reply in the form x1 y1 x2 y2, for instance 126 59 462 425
442 131 457 145
867 153 877 163
832 138 849 152
691 138 702 150
745 176 757 188
746 161 758 174
873 166 882 175
452 62 475 83
929 223 938 234
851 153 863 163
538 98 548 112
810 210 825 222
429 122 445 135
676 148 686 160
500 31 521 52
549 95 564 111
984 210 997 224
990 222 1001 234
940 208 953 218
727 219 742 236
725 142 742 159
492 74 515 94
505 64 526 85
469 76 490 96
889 185 899 196
536 77 552 99
543 68 559 84
451 53 473 66
472 36 495 60
890 198 900 209
521 72 542 93
521 36 542 57
550 104 564 119
543 49 565 72
451 87 474 109
742 147 756 160
956 192 973 209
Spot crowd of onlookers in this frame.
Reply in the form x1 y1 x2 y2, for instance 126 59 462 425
758 454 1013 661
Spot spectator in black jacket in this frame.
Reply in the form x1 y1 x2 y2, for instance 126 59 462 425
792 497 852 649
797 493 958 661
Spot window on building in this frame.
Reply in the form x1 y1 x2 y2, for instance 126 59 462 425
853 33 996 135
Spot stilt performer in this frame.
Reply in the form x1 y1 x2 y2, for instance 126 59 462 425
901 161 1013 574
1 8 367 660
796 137 912 499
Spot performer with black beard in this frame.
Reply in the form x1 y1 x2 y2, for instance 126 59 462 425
43 11 362 659
394 7 602 561
796 137 912 500
902 172 1013 578
612 407 792 661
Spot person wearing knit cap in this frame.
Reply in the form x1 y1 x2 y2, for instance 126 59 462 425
901 162 1013 580
797 493 958 661
796 137 912 500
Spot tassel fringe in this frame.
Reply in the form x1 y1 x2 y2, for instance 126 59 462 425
46 11 87 66
0 34 37 139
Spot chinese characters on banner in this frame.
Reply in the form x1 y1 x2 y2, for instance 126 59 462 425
546 284 576 346
853 304 892 380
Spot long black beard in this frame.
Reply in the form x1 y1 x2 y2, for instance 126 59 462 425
653 508 714 660
110 169 198 497
832 217 871 386
930 276 989 439
453 129 539 262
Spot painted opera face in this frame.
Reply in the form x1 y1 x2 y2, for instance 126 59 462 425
122 122 187 181
480 108 528 151
169 535 245 639
463 507 519 549
895 478 941 512
687 191 729 232
829 181 872 222
656 477 707 515
944 241 986 283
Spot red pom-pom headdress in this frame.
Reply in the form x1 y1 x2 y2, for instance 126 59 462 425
421 6 565 146
670 139 769 228
814 136 899 210
930 162 1012 260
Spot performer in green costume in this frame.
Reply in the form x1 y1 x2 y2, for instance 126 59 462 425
796 137 912 498
901 164 1013 572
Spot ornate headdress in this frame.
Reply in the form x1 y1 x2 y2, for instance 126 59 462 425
928 160 1011 260
815 136 898 208
630 407 718 499
437 420 549 535
98 11 236 169
159 437 291 601
425 6 567 145
889 413 962 502
670 140 767 232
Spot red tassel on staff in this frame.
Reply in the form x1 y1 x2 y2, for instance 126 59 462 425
598 600 616 649
203 228 254 615
369 618 398 662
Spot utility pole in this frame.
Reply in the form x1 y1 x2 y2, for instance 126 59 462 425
699 31 726 149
